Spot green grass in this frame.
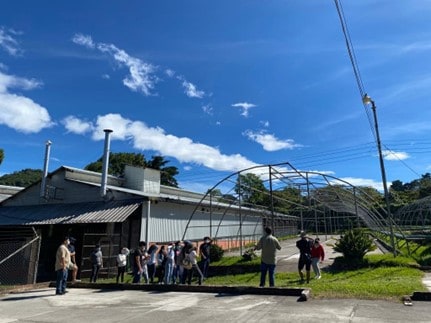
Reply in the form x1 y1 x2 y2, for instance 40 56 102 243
204 253 427 300
204 265 425 300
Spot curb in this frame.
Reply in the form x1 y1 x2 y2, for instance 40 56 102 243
48 281 311 301
411 291 431 301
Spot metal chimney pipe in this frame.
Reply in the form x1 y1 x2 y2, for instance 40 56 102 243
100 129 113 197
40 140 52 198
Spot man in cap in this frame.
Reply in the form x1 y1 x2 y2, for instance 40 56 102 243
296 231 313 283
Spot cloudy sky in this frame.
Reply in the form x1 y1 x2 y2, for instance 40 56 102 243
1 1 431 193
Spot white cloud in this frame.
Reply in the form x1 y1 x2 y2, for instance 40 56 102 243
335 177 384 191
181 79 205 98
260 120 270 127
165 69 175 78
62 115 93 134
183 166 192 171
0 93 53 133
102 74 110 79
232 102 256 117
202 104 213 115
243 130 301 152
0 72 42 92
69 113 257 173
383 150 410 161
73 33 158 96
0 71 52 133
71 33 95 49
0 27 21 56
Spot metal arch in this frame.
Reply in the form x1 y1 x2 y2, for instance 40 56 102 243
181 162 401 241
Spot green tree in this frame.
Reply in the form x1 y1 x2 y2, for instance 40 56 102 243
84 152 178 187
0 149 4 165
272 186 302 213
0 169 43 187
234 173 268 207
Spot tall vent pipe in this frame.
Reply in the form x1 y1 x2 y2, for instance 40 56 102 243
40 140 52 198
100 129 113 197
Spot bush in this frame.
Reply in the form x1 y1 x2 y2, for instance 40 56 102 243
334 229 376 268
210 244 224 262
241 248 257 261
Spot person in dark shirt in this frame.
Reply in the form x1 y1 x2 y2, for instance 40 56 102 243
199 236 212 278
67 237 80 283
296 231 313 283
132 241 147 284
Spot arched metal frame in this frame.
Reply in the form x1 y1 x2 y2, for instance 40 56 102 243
182 162 405 252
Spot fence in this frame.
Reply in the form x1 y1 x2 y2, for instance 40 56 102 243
0 227 41 285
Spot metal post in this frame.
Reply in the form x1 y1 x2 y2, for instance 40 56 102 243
364 95 396 256
40 140 52 198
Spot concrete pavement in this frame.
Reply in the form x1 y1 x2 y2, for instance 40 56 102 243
2 287 431 323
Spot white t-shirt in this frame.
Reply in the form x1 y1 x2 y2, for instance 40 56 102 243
117 253 127 267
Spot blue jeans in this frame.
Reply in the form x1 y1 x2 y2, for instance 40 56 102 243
56 269 68 294
164 261 174 284
90 264 100 282
260 262 276 287
200 258 210 278
132 268 142 284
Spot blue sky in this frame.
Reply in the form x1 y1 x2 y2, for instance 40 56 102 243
1 1 431 193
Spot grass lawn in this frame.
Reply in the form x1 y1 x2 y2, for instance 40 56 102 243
205 254 427 300
203 266 424 300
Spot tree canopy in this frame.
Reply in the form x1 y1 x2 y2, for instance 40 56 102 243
0 169 42 187
84 152 179 187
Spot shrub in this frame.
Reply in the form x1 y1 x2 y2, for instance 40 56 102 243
241 248 257 261
210 244 224 262
334 229 376 268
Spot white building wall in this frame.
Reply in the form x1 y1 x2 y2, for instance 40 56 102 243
141 201 263 243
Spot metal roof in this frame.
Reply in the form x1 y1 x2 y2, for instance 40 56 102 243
0 199 142 226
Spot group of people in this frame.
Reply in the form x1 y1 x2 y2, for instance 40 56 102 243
130 237 212 286
254 228 325 287
56 229 324 294
296 231 325 283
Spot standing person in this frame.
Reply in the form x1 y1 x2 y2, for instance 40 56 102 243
180 240 193 284
199 236 212 279
296 231 313 283
116 247 130 283
164 243 175 285
172 241 182 284
311 238 325 279
132 241 147 284
90 244 103 283
254 227 282 287
67 237 80 283
156 245 167 283
147 244 158 283
55 236 71 295
186 246 203 285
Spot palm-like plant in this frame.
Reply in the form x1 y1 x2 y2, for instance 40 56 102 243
334 229 376 264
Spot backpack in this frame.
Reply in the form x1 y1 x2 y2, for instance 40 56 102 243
182 253 192 269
